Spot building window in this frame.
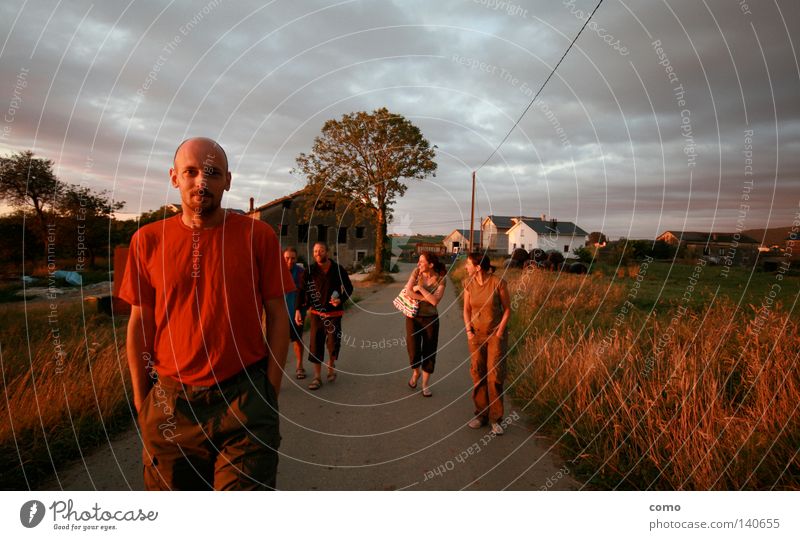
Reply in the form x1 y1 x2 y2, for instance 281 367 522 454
338 226 347 244
298 224 309 243
564 245 569 252
355 226 365 239
280 224 288 237
719 248 725 256
356 250 366 261
512 243 516 249
317 224 328 242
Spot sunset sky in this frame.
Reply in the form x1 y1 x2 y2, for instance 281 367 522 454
1 0 797 238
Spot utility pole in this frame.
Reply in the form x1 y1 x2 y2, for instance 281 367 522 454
469 171 476 252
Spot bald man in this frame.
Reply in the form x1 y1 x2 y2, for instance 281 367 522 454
119 137 295 490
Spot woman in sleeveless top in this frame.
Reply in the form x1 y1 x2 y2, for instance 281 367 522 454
403 252 447 397
463 253 511 435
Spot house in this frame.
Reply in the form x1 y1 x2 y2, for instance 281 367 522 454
480 215 518 252
656 230 760 265
248 188 375 267
443 229 471 253
506 217 589 257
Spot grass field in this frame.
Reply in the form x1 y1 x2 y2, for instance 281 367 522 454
0 282 366 489
451 258 800 489
0 301 131 489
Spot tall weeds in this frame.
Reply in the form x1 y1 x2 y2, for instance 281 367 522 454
0 303 131 489
504 267 800 489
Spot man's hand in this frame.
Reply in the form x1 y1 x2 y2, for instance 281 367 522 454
329 297 342 307
127 304 156 414
294 310 303 326
265 297 290 395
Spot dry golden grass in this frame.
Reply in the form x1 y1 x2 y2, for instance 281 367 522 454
0 302 130 488
504 267 800 489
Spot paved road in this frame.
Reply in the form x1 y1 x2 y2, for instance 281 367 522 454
44 263 578 491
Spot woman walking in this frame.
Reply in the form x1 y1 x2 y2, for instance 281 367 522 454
404 252 447 397
463 253 511 435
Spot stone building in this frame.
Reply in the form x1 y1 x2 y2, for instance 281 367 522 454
248 188 375 268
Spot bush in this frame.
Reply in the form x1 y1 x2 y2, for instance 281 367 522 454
573 246 594 264
545 250 565 271
509 248 529 267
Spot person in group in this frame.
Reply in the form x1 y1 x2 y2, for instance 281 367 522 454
120 137 294 490
283 247 307 379
462 252 511 435
403 251 447 397
295 241 353 390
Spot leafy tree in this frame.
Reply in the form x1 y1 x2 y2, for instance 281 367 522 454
0 150 63 240
137 204 180 226
295 107 437 276
0 211 42 273
587 231 607 246
57 185 124 268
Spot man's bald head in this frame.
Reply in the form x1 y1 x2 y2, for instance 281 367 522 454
173 137 229 172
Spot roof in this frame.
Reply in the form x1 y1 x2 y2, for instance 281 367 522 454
484 215 517 229
445 229 471 239
659 231 759 244
513 218 588 237
249 188 308 214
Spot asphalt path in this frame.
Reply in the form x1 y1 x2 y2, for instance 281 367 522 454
44 263 577 491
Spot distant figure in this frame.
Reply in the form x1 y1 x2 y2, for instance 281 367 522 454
119 137 294 489
283 247 307 379
296 242 354 390
462 252 511 435
403 251 447 397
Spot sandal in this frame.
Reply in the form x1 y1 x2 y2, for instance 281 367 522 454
296 368 306 380
408 375 418 389
422 386 432 398
308 377 322 390
326 365 337 383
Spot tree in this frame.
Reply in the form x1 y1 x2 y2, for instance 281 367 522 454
295 108 437 276
0 150 64 240
0 211 43 273
57 185 124 268
587 231 607 246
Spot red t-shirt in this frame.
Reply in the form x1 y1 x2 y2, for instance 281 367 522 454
118 213 295 386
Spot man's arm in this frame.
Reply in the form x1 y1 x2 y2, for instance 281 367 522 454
340 265 354 303
126 304 156 413
295 267 307 325
264 296 290 395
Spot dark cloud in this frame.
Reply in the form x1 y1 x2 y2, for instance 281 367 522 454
0 0 797 236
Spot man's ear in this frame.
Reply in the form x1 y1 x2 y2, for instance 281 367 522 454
169 167 179 188
224 171 232 192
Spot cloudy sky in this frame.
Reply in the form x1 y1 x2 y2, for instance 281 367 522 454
0 0 798 239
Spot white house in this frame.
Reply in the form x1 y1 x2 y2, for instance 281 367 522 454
443 229 471 253
506 218 588 257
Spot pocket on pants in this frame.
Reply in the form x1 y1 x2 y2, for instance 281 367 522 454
237 366 280 444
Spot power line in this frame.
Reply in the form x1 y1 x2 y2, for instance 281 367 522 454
476 0 606 171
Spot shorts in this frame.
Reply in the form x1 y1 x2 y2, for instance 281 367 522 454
289 319 304 343
308 313 342 364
